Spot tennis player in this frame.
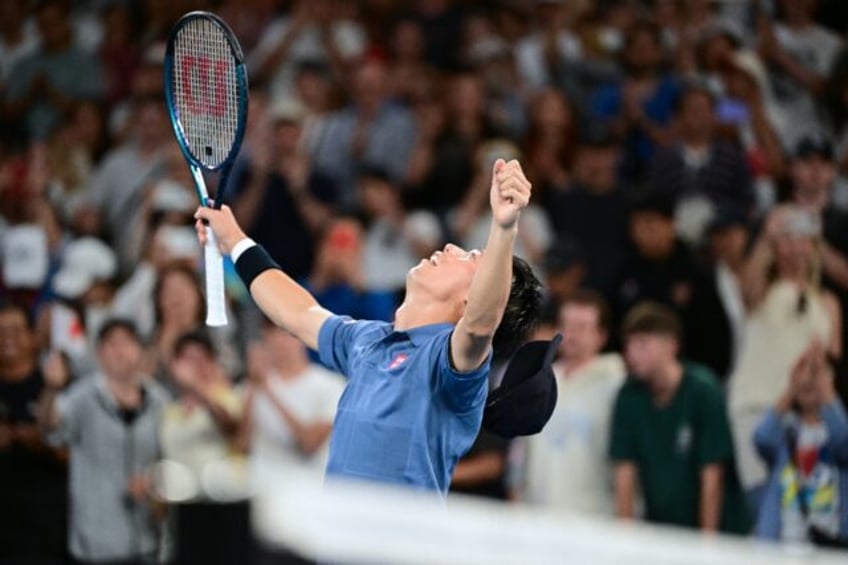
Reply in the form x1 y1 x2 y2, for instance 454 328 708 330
195 158 542 495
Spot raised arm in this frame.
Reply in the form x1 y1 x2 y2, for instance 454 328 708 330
195 205 332 350
450 159 531 373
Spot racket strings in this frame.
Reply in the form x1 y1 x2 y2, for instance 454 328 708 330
172 18 241 169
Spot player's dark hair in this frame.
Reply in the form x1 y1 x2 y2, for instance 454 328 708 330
173 329 217 359
621 301 682 342
0 298 34 330
492 256 544 360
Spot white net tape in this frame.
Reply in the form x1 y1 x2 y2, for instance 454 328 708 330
171 17 240 169
250 468 847 565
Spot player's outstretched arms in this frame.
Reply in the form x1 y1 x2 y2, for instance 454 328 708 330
450 159 531 373
195 206 332 350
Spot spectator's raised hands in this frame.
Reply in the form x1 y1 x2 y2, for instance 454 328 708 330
43 350 70 390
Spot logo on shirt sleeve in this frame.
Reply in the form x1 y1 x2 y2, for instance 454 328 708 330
388 353 409 370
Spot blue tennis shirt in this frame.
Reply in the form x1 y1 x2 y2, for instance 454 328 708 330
317 315 491 495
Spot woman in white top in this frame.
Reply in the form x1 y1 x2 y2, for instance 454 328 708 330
729 205 842 495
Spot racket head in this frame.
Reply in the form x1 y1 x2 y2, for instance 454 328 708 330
164 11 249 177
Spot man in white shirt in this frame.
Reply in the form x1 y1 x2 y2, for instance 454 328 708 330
509 290 624 515
241 317 344 487
759 0 842 150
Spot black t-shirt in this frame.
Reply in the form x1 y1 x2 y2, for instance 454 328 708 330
450 430 510 500
616 239 701 320
231 165 338 281
548 183 630 297
0 369 68 560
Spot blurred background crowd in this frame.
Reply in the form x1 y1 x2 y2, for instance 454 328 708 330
2 0 848 563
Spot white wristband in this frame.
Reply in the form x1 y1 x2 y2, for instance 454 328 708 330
230 238 257 263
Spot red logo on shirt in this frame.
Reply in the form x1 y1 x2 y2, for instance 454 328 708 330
388 353 409 370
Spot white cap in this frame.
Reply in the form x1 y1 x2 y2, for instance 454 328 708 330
152 179 196 213
53 237 117 299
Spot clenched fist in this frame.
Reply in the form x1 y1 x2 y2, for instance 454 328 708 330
490 159 531 230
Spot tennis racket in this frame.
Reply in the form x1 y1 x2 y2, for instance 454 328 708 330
164 11 249 327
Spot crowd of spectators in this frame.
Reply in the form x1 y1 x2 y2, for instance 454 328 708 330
2 0 848 563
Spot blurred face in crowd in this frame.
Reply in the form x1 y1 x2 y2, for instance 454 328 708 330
630 211 676 260
573 145 618 193
407 244 481 319
448 74 485 120
700 33 736 72
136 98 168 147
37 2 72 51
0 307 35 371
794 361 821 413
98 327 143 382
296 68 334 111
559 302 606 364
781 0 817 23
773 231 817 277
0 0 27 35
530 89 572 133
273 120 303 155
625 332 677 380
354 61 389 113
678 90 715 143
709 225 748 268
174 342 215 388
262 325 306 368
546 264 585 304
792 156 836 210
623 27 663 77
158 269 203 328
393 19 425 62
358 176 397 218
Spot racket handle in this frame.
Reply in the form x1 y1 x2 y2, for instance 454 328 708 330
204 232 228 327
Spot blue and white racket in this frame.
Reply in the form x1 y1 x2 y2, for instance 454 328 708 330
164 11 249 327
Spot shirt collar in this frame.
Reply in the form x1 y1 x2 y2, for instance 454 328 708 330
396 322 454 347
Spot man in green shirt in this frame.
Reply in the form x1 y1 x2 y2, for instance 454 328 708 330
610 301 749 534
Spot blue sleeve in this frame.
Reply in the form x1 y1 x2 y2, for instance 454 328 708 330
753 409 785 467
433 331 491 413
591 84 621 119
317 315 383 377
821 400 848 465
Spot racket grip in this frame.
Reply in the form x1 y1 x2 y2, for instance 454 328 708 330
204 232 228 327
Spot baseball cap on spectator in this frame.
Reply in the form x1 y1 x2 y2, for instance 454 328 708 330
269 97 307 125
154 225 200 261
578 123 617 148
467 36 511 66
483 333 561 438
629 190 675 219
53 238 117 300
780 206 822 239
295 58 332 77
794 135 834 161
706 207 748 236
543 236 585 274
151 180 196 214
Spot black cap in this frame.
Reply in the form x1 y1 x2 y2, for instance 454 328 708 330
578 123 617 148
795 135 834 161
706 207 749 235
482 333 561 438
544 237 585 274
629 190 675 219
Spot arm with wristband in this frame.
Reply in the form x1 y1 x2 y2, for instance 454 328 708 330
195 205 333 350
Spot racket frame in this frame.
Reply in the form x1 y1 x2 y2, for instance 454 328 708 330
163 11 250 327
